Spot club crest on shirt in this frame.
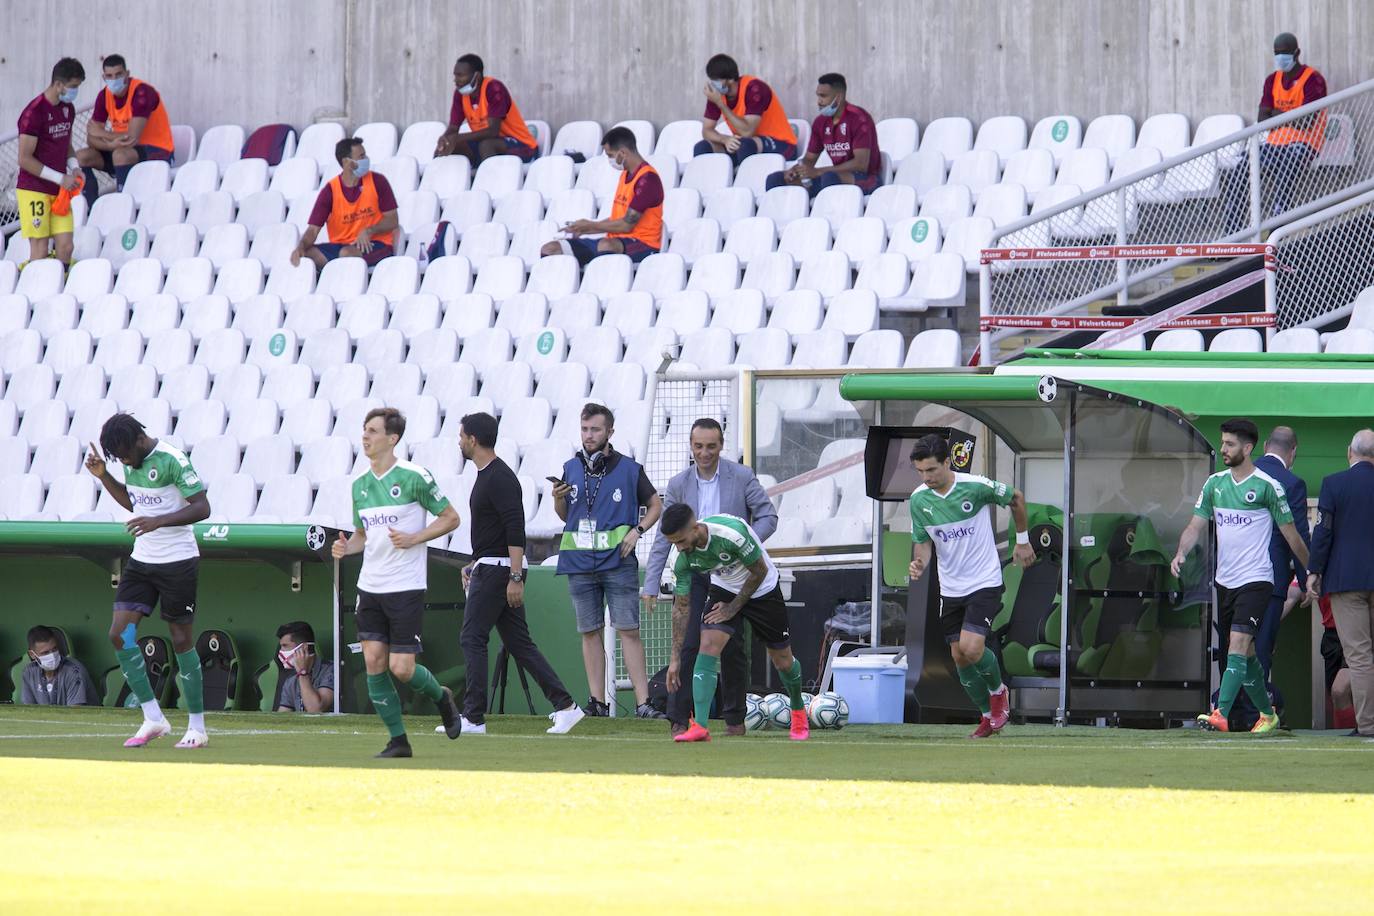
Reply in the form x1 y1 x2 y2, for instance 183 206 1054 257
148 467 159 482
839 122 848 136
612 488 622 503
569 484 579 502
961 500 973 513
390 484 402 499
1244 490 1257 503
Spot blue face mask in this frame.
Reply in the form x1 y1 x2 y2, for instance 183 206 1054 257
1274 53 1296 73
709 79 730 95
818 100 839 117
58 87 79 104
352 157 371 177
105 77 128 94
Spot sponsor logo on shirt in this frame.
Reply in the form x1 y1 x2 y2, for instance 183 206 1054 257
361 513 402 530
935 525 979 543
131 492 164 507
1215 512 1255 526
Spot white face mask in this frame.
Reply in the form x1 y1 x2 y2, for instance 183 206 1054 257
278 643 312 668
609 154 626 172
35 651 61 671
457 75 480 96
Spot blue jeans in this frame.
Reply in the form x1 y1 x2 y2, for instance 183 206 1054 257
693 136 797 167
764 168 878 198
568 562 642 633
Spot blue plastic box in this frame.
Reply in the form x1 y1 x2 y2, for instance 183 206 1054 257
831 654 908 724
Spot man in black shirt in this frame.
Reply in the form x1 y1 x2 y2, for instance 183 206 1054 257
456 412 585 734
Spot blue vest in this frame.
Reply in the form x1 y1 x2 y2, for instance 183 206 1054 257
555 450 642 575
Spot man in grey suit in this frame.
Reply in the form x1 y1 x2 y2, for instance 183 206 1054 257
642 418 779 736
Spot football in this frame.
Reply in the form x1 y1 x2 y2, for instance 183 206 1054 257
809 692 849 729
763 693 791 729
744 693 768 731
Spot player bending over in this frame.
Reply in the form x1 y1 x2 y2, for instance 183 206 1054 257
907 435 1033 738
86 414 212 749
662 505 809 742
1172 418 1309 734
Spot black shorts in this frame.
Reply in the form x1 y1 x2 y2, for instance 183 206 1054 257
939 586 1004 644
1217 581 1270 636
113 557 199 622
355 588 425 653
97 144 172 173
704 585 791 649
1321 627 1347 692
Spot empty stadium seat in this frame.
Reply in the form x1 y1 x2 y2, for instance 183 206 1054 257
1269 327 1319 353
905 328 963 367
721 216 777 266
1208 328 1263 353
863 185 918 229
195 124 247 174
810 185 863 230
221 158 269 203
1082 114 1136 167
833 217 887 266
1150 329 1204 352
919 183 973 226
1029 115 1083 165
756 185 809 228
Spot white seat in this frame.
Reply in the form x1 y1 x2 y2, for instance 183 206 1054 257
920 184 973 226
702 187 754 233
853 253 911 302
6 362 54 412
1269 327 1319 353
137 191 186 236
298 327 352 378
740 251 795 301
1150 328 1205 352
904 328 963 368
942 217 996 274
186 190 236 237
1325 328 1374 354
122 160 170 207
374 155 419 195
588 363 646 410
231 292 285 339
566 326 624 375
919 117 974 160
667 217 723 267
524 255 578 302
254 474 314 522
316 257 368 301
472 155 524 200
709 288 765 334
397 190 440 237
973 183 1028 228
810 184 863 230
876 117 919 163
947 149 1001 200
421 362 478 408
0 433 28 477
19 398 71 449
833 217 887 267
87 193 137 237
92 327 145 374
199 223 250 271
241 434 297 482
77 292 130 341
211 256 264 304
264 260 316 302
298 436 355 486
245 327 299 372
219 158 269 203
627 253 683 298
31 437 82 487
280 398 334 447
1209 328 1263 353
283 293 336 338
623 326 679 370
1137 113 1190 160
756 185 809 228
1029 115 1083 166
440 189 495 239
353 329 405 373
397 120 447 168
163 257 213 302
659 187 702 239
67 390 114 447
195 124 246 174
419 255 474 299
778 215 832 262
1000 148 1055 204
100 224 152 269
768 289 823 340
685 252 739 300
894 149 948 203
494 291 550 337
492 189 545 233
354 121 399 162
386 293 440 338
171 160 219 199
533 361 590 407
653 119 705 164
545 189 596 229
418 155 472 199
655 290 710 336
260 362 312 410
4 473 47 518
731 153 785 202
1101 333 1146 352
512 326 569 379
456 222 510 271
849 328 905 368
679 327 736 369
523 155 575 204
193 327 246 375
439 294 495 341
173 398 227 449
721 215 777 266
1082 114 1136 167
333 397 383 439
205 363 261 413
269 157 319 200
795 251 851 299
550 120 603 161
29 294 78 341
574 252 632 299
480 362 534 414
0 293 28 338
473 255 526 301
43 328 92 375
226 397 281 443
547 293 600 335
777 476 838 536
974 115 1029 167
905 251 966 311
602 291 655 338
361 256 417 304
190 434 242 492
286 191 320 230
888 216 942 263
863 185 918 229
15 258 65 301
235 190 286 239
496 398 553 453
211 473 259 523
574 155 620 209
457 326 514 378
1053 148 1110 194
180 294 232 343
293 122 346 176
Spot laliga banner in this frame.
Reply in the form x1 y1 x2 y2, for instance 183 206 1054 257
979 242 1275 265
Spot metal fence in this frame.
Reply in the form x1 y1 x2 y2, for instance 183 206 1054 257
980 76 1374 360
1265 187 1374 331
0 105 94 235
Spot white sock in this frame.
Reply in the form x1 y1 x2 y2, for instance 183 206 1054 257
141 699 166 723
990 684 1006 696
188 712 206 733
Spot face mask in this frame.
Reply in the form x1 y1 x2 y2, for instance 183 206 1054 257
35 651 61 672
351 157 371 177
818 101 839 117
457 76 479 96
608 154 626 171
1275 53 1296 72
709 79 730 95
105 77 128 94
278 643 312 668
58 87 79 104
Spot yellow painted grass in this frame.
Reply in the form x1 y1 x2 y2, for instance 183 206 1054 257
1 757 1372 914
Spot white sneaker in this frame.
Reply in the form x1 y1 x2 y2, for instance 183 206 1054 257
123 718 171 748
461 716 487 735
546 704 586 735
174 728 208 749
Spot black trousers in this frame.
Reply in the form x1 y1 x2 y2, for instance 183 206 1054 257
669 573 748 727
461 564 573 723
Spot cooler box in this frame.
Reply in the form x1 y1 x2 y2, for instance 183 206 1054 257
831 654 908 723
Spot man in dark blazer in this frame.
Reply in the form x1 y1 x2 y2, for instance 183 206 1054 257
1307 429 1374 737
1254 426 1310 683
642 418 779 736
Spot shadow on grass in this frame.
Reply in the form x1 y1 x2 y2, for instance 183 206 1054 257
2 706 1371 794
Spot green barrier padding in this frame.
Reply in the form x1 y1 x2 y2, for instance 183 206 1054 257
0 521 326 552
840 374 1044 403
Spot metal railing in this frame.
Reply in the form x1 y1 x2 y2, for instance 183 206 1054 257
980 76 1374 360
0 104 95 235
1265 187 1374 331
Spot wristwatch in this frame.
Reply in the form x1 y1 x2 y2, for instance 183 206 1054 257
510 572 525 583
635 525 646 534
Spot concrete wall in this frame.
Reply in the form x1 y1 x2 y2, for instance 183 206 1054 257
3 0 1372 140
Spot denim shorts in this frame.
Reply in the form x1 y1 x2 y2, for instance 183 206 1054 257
569 562 642 633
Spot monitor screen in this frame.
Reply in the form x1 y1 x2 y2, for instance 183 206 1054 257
864 427 978 501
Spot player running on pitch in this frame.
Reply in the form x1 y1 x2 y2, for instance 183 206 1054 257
85 414 212 749
331 408 463 757
907 434 1033 738
1172 419 1309 734
661 504 809 742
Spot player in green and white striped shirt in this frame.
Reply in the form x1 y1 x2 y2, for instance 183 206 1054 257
1172 419 1309 734
907 434 1033 738
660 503 810 741
86 413 212 750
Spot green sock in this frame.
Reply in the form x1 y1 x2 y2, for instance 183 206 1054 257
692 653 720 724
115 646 155 706
973 648 1003 694
1218 653 1247 716
175 649 205 715
777 658 805 711
957 664 991 715
367 672 406 739
1243 655 1274 716
405 664 444 703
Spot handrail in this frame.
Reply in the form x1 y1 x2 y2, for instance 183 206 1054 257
1265 187 1374 332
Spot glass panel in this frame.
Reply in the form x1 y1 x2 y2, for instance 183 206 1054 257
1068 398 1212 684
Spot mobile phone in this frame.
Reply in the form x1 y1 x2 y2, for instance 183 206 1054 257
547 476 567 487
